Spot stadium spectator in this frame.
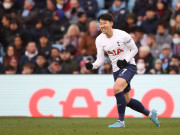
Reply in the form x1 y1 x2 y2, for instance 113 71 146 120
4 65 15 74
65 44 82 65
146 34 162 58
8 19 21 44
49 47 60 61
63 24 81 51
135 45 154 72
42 0 57 27
121 13 137 33
0 0 16 17
171 11 180 34
174 0 180 13
1 14 11 28
9 56 20 73
136 58 148 74
104 0 113 9
98 56 112 74
79 59 93 74
79 21 100 57
134 26 147 46
21 62 35 74
149 59 164 74
37 34 51 59
1 14 11 48
47 57 66 74
168 55 180 73
108 0 129 29
34 54 48 74
129 32 141 49
76 11 91 34
167 65 179 74
159 43 173 72
17 0 40 30
133 0 152 26
48 9 70 43
141 5 158 34
0 0 179 75
29 19 49 44
59 47 79 73
156 0 172 22
13 34 25 58
65 0 84 24
156 22 173 46
172 32 180 56
35 0 46 11
19 41 38 67
56 0 70 12
78 0 99 19
3 45 18 67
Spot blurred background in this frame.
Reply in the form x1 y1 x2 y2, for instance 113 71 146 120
0 0 179 75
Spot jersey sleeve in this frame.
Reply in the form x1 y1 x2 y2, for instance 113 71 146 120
123 32 138 62
92 38 104 69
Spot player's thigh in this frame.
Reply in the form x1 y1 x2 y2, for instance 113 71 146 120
123 92 131 104
113 78 128 94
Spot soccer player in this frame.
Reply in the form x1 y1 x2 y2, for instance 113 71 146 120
85 13 160 128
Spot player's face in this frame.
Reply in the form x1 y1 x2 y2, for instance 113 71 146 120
99 19 113 34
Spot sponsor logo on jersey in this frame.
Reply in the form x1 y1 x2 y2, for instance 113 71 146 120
107 48 124 56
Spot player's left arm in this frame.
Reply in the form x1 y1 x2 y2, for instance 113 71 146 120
123 32 138 63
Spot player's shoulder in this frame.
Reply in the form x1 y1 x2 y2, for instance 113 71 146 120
96 32 105 39
114 29 133 44
96 33 106 43
114 29 129 37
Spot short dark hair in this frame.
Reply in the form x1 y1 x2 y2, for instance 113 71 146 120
146 5 156 12
36 53 46 59
23 62 35 70
98 13 114 22
157 21 168 29
77 11 85 18
167 65 179 74
5 65 15 72
171 55 180 60
66 44 77 55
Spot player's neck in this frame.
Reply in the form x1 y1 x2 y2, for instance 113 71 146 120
106 28 113 38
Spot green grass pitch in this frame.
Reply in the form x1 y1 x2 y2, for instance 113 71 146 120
0 118 180 135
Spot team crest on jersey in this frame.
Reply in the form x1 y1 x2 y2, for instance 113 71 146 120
117 41 121 46
117 40 124 49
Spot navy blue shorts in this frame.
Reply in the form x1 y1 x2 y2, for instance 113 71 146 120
113 64 137 93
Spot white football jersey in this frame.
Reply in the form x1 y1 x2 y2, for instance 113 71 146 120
92 29 138 72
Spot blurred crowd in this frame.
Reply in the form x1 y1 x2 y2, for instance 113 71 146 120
0 0 180 74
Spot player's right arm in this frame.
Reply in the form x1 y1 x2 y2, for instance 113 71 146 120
85 37 104 70
92 42 104 69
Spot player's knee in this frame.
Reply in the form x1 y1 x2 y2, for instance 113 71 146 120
113 84 123 94
125 98 130 104
113 80 127 94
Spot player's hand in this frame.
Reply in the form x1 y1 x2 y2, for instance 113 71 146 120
85 62 93 70
117 59 128 69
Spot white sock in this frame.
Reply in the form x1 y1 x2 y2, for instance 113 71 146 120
119 120 124 123
148 112 152 118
